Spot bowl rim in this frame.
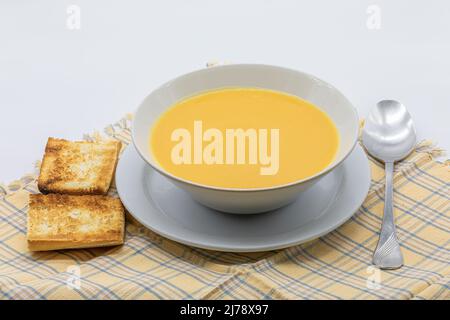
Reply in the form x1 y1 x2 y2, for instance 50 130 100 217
132 63 359 193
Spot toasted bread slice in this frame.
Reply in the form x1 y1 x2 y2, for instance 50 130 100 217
38 138 121 195
27 194 125 251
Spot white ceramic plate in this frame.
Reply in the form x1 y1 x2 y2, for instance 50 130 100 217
116 144 371 252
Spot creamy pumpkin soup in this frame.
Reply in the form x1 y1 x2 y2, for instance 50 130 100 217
150 88 339 188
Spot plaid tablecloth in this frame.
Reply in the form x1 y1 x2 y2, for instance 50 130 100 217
0 115 448 300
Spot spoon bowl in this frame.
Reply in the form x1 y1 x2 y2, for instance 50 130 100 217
362 100 416 162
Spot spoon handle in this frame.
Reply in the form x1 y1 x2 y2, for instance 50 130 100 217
373 161 404 269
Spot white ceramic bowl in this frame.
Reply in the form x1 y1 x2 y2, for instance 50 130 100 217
132 64 359 214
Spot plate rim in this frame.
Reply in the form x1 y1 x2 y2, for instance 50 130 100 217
116 144 371 252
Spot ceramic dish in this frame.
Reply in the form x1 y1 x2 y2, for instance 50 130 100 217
116 144 370 252
132 64 359 213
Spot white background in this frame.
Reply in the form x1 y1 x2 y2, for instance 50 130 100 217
1 0 449 184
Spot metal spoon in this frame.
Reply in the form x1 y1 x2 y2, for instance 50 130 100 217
362 100 416 269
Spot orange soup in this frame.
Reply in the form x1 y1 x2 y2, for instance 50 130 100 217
150 88 339 188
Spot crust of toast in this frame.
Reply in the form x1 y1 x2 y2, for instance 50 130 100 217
27 194 125 251
38 138 121 195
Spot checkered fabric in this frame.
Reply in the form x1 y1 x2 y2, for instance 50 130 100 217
0 116 448 300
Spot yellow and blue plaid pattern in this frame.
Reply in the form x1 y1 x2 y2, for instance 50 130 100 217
0 117 448 299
